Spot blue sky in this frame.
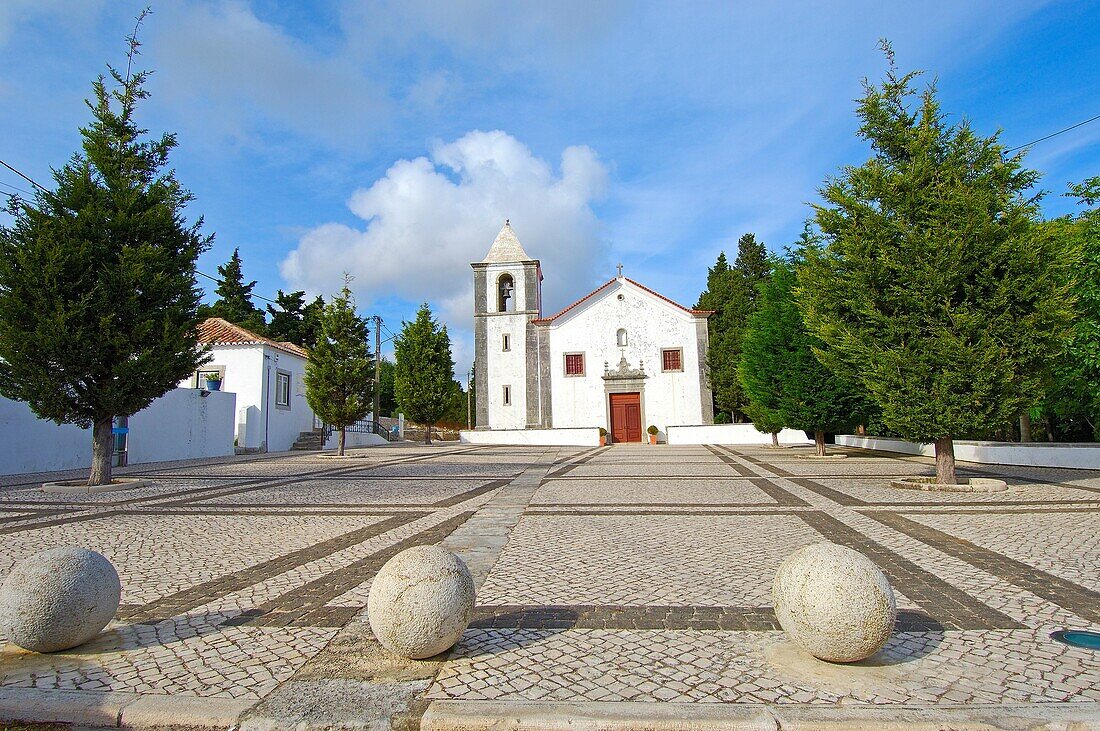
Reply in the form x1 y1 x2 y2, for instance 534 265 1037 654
1 1 1098 376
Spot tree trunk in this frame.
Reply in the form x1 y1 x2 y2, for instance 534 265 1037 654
1045 415 1055 443
934 437 957 485
89 417 114 487
815 429 826 457
425 423 433 445
771 431 779 447
338 427 346 456
1019 412 1032 443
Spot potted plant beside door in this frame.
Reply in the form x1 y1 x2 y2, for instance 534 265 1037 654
647 425 659 445
599 427 608 446
204 372 222 391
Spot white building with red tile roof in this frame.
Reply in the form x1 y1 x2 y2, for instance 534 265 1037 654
180 318 315 452
471 222 714 442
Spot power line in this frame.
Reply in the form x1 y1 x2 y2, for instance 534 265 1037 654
194 269 283 308
0 180 33 196
0 159 47 192
1004 113 1100 153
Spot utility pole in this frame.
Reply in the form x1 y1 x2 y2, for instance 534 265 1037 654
466 366 473 430
373 316 381 429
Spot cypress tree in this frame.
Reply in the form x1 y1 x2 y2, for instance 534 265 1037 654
1044 177 1100 439
393 304 457 445
799 47 1077 482
741 256 862 456
303 281 373 456
696 234 770 421
0 29 210 486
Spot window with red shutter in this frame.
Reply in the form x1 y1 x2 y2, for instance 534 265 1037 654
661 348 682 372
564 353 585 376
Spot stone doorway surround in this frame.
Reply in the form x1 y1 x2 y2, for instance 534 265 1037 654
602 356 647 443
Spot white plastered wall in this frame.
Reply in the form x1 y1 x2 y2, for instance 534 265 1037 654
547 280 706 434
180 344 314 452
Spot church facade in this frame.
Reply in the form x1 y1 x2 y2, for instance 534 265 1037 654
472 222 714 442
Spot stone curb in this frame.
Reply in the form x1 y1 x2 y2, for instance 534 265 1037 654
0 687 257 729
421 699 1100 731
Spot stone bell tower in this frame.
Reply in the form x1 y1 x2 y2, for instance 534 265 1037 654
471 221 542 429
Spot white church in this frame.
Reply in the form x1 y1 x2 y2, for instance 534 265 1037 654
470 222 714 443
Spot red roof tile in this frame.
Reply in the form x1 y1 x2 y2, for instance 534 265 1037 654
533 278 713 324
196 318 310 358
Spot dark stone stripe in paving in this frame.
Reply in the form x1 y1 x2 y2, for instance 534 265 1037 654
703 445 758 477
786 477 867 506
730 448 795 477
158 451 492 508
867 511 1100 625
122 512 428 624
545 447 607 478
228 511 477 628
529 502 785 509
184 479 510 511
0 509 124 535
467 605 946 632
797 511 1024 630
704 446 810 507
528 508 808 516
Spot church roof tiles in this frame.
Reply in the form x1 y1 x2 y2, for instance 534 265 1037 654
196 317 309 358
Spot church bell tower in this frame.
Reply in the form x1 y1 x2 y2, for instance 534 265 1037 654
471 221 543 429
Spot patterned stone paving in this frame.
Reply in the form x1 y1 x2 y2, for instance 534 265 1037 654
0 440 1098 724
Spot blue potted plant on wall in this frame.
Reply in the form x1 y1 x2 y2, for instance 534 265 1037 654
204 372 222 391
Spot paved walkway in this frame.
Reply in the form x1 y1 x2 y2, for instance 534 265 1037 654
0 443 1098 728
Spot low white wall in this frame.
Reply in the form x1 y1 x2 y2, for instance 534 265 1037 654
324 430 388 449
0 397 90 474
667 424 812 446
128 389 236 463
460 428 600 446
836 435 1100 470
0 389 236 476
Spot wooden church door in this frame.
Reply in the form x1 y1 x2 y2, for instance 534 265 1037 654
609 392 642 443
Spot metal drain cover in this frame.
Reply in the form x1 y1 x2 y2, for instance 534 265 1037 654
1051 630 1100 650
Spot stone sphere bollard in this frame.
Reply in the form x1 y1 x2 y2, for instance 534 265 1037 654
368 545 475 659
0 546 121 653
772 542 896 662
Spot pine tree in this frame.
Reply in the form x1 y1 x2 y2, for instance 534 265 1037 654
798 47 1077 482
201 248 267 334
393 304 457 444
0 22 210 485
741 257 863 455
303 281 373 456
266 289 307 346
696 235 770 421
301 295 326 349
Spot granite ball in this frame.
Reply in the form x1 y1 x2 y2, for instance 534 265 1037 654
772 542 896 662
368 545 475 659
0 546 121 653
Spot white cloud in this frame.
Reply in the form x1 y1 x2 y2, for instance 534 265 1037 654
149 1 390 150
280 129 610 335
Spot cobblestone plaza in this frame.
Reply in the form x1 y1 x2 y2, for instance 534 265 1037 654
0 443 1098 727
